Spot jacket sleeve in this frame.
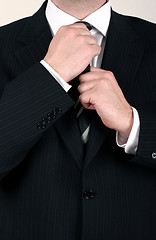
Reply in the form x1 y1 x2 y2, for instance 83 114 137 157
0 62 74 180
126 101 156 169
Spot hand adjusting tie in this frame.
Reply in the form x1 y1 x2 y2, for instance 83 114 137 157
68 21 92 101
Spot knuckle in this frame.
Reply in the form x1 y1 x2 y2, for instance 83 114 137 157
97 45 101 54
86 44 92 53
58 25 66 32
79 94 85 102
68 28 77 37
91 36 97 44
77 35 85 44
77 85 80 91
101 71 112 80
99 79 106 85
79 74 83 81
79 95 82 102
93 45 101 56
106 71 114 78
78 85 82 92
99 79 110 89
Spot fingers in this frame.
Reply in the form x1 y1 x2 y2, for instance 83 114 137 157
78 81 95 94
79 89 96 109
79 71 104 83
78 69 116 109
79 72 97 82
79 90 93 109
59 24 101 56
77 35 98 45
79 68 115 83
61 24 100 46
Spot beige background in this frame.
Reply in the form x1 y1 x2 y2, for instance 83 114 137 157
0 0 156 26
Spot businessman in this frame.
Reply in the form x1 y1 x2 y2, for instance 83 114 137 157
0 0 156 239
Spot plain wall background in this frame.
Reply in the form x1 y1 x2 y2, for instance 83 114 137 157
0 0 156 26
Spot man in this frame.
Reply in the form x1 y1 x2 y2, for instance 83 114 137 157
0 0 156 239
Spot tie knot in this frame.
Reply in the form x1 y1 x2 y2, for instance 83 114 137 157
75 21 92 31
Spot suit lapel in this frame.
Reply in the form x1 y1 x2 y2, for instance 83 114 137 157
84 10 144 168
14 1 52 74
84 113 111 169
54 108 84 170
101 11 144 95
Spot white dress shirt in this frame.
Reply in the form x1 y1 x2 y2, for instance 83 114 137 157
41 0 140 155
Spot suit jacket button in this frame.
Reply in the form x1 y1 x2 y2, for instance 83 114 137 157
42 118 46 122
37 123 41 130
83 190 96 200
42 120 46 125
152 153 156 159
57 107 62 114
47 116 51 123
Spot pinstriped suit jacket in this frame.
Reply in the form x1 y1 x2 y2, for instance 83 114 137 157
0 1 156 239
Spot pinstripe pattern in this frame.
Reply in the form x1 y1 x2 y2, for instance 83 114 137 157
0 1 156 239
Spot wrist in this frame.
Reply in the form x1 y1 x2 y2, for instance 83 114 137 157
44 57 71 83
119 107 133 138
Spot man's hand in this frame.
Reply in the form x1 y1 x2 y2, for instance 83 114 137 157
44 23 101 82
78 67 133 137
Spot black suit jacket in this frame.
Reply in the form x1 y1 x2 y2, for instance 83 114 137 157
0 1 156 239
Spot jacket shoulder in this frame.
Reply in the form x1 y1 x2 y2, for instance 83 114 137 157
0 1 47 45
127 15 156 42
0 17 30 44
113 11 156 46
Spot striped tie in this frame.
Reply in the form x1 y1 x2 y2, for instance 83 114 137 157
75 99 93 143
69 22 93 143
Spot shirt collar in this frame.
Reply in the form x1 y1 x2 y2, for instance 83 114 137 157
45 0 111 36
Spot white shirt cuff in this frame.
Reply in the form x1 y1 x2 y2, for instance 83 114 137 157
40 60 72 92
116 107 140 155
